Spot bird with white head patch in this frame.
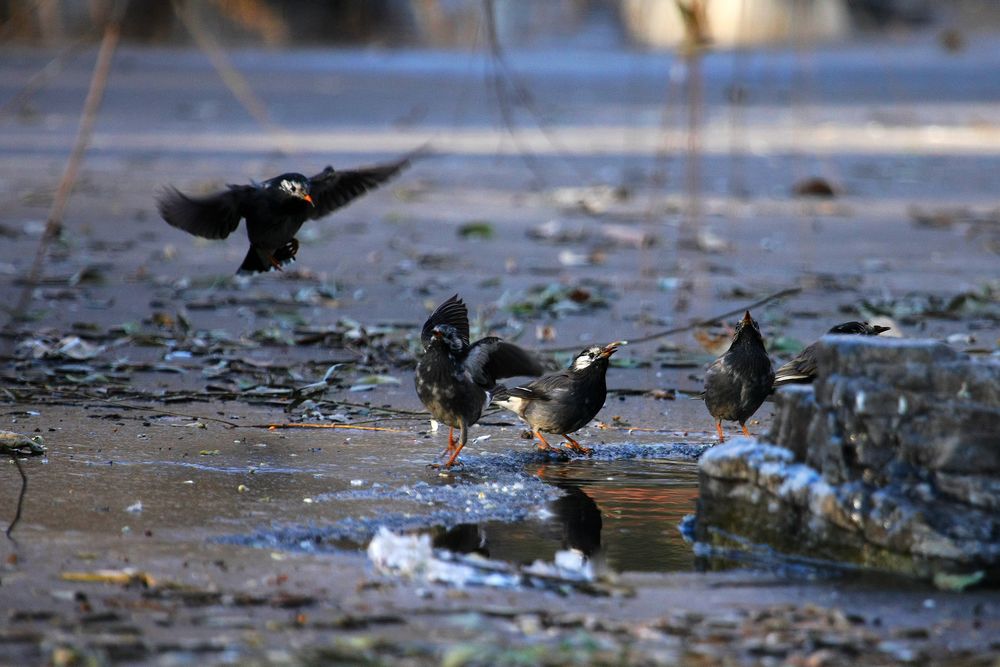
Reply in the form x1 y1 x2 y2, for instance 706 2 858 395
157 155 411 274
493 341 625 455
414 294 544 469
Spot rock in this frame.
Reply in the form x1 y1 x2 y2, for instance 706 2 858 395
697 336 1000 584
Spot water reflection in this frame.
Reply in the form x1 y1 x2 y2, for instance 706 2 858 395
431 523 488 557
551 485 602 558
429 484 603 564
425 459 698 573
538 459 700 572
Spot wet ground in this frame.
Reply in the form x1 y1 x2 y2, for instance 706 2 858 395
2 36 1000 665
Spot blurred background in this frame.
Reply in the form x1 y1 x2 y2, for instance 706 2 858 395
3 0 999 49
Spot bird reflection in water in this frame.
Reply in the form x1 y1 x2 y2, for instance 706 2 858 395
430 523 489 557
429 484 603 563
551 485 602 559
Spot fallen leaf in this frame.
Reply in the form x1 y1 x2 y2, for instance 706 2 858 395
793 176 838 197
457 221 494 239
61 569 157 588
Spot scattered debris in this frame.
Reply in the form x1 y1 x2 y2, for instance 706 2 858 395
550 185 629 215
501 282 613 318
367 527 622 595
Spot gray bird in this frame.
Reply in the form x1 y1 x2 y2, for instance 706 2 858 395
493 341 623 455
773 321 890 388
702 311 773 442
415 295 543 468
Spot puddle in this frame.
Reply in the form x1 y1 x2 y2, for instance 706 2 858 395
428 458 700 573
223 447 702 574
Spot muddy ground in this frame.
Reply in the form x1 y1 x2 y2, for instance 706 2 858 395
1 37 999 665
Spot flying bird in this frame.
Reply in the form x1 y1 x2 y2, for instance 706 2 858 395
158 156 409 273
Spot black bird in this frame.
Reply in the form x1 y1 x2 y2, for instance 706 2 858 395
414 295 544 469
157 157 409 273
702 310 773 442
773 321 890 388
493 341 623 455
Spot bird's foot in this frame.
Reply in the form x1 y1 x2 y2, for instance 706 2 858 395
437 427 457 458
562 442 593 456
535 443 569 461
561 435 593 456
427 460 463 472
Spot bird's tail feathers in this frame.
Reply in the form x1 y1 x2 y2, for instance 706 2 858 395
237 240 298 275
490 384 511 404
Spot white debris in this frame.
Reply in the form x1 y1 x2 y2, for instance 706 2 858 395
20 335 105 360
367 527 596 590
524 549 593 582
125 501 143 514
367 527 517 588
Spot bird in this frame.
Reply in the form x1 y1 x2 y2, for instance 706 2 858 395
414 294 544 469
157 156 410 274
493 341 623 456
773 321 891 389
702 310 773 442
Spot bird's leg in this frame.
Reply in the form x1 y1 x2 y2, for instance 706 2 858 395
441 421 468 469
437 427 456 458
740 423 751 437
561 434 593 456
715 421 726 443
269 254 284 271
534 430 554 452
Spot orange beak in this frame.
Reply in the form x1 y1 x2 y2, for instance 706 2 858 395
303 193 315 207
599 340 626 357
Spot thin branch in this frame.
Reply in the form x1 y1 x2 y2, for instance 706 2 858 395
331 401 429 417
0 36 91 118
255 423 406 433
6 458 27 540
5 1 127 330
173 0 292 153
87 397 242 428
481 0 590 183
538 287 801 353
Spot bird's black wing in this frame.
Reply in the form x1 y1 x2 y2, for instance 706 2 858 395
772 342 818 387
465 337 544 388
157 185 252 240
420 294 470 348
504 368 577 402
306 157 409 220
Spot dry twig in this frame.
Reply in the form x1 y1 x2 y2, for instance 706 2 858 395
6 1 128 329
539 287 801 353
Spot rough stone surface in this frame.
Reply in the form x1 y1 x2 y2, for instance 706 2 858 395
697 336 1000 583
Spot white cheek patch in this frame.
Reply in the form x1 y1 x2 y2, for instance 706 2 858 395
572 349 601 371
